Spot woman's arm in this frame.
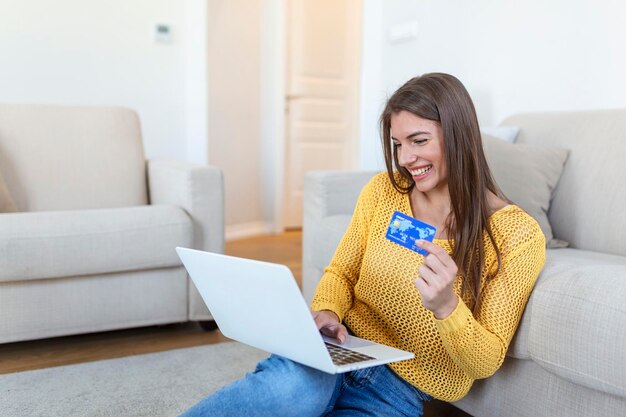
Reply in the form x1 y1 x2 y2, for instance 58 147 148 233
310 175 381 321
435 222 546 379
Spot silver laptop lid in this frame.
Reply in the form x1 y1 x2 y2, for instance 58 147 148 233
176 247 334 372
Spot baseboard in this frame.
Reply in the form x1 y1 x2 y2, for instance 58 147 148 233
225 221 275 241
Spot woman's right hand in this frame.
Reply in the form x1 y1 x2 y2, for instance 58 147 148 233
312 310 348 344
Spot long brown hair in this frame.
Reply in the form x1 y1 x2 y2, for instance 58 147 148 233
380 73 505 308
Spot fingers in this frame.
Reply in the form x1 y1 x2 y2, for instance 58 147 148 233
320 323 348 344
417 263 436 286
418 255 455 288
417 263 449 297
413 240 459 317
416 240 451 267
311 310 347 343
412 273 430 294
423 252 445 275
417 240 458 276
312 310 339 330
417 251 447 288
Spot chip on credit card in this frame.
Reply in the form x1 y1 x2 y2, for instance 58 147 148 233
385 211 436 256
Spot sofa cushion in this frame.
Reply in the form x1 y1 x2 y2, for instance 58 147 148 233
482 134 569 248
507 248 626 359
0 205 193 282
0 104 148 211
527 262 626 397
0 173 16 213
481 126 520 143
501 110 626 256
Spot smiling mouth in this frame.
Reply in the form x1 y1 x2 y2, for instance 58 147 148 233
409 165 432 176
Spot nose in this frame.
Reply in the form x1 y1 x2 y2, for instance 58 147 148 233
397 146 417 167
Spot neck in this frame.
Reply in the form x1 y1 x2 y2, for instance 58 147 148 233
409 187 453 238
411 185 450 212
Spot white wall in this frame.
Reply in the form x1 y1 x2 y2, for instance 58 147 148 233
0 0 190 160
8 1 622 236
359 0 626 169
260 0 286 233
0 0 273 238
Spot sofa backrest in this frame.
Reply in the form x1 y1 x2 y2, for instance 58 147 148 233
0 104 148 211
501 109 626 256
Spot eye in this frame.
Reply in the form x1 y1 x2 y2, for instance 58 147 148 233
392 142 401 148
413 139 428 145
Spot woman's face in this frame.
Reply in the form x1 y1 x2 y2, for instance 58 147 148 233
390 110 448 194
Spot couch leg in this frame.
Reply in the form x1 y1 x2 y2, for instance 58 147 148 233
198 320 218 331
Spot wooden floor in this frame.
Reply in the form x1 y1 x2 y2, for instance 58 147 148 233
0 229 469 416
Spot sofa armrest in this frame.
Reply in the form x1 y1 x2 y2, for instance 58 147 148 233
147 159 224 253
302 170 378 303
147 159 224 320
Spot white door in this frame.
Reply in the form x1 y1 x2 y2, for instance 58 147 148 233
283 0 362 228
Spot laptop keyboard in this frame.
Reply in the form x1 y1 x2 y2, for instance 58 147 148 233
325 342 375 365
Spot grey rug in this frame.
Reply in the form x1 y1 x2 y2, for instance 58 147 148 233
0 342 269 417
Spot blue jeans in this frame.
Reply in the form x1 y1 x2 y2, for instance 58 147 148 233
180 354 431 417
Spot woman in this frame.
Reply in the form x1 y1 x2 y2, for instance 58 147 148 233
181 73 546 417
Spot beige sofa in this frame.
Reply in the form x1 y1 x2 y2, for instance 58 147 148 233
303 110 626 416
0 104 224 344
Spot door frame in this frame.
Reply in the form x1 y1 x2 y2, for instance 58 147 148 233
262 0 364 233
261 0 287 233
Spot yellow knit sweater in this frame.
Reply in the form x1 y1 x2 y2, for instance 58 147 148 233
311 173 546 401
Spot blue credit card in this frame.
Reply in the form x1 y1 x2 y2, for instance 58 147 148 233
385 211 436 256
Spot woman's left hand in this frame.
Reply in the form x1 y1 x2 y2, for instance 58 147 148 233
413 239 459 319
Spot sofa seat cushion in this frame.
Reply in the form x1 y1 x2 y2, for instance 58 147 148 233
507 248 626 360
525 253 626 397
0 205 193 282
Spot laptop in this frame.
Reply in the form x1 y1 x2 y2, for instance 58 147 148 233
176 247 414 374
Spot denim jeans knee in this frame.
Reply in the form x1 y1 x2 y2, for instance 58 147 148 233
328 365 430 417
180 355 339 417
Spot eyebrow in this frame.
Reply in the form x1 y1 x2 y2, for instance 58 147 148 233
391 130 431 141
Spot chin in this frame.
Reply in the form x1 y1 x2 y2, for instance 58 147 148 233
413 178 445 194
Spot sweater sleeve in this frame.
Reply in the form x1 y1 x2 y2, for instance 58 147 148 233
435 212 546 379
310 175 381 321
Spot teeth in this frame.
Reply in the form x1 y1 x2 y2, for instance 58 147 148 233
410 166 432 176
